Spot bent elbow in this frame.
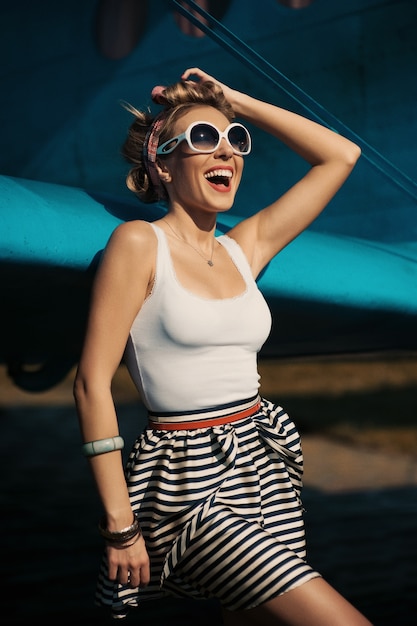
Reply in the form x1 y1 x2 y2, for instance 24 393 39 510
73 373 88 406
345 142 362 169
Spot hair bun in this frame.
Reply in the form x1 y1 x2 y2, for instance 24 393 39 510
151 85 168 105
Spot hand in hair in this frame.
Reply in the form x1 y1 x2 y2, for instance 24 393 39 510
181 67 236 106
151 85 168 105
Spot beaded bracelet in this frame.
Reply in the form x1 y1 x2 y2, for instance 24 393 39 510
98 513 141 545
82 435 124 457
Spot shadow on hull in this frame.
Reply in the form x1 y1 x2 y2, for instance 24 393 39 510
2 0 417 390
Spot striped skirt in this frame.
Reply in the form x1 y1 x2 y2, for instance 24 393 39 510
95 396 320 619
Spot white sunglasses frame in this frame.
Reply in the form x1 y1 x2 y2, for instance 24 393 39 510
156 120 252 156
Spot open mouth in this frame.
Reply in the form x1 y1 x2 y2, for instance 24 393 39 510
204 168 232 189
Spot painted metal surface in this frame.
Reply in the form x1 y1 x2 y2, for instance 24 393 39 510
1 0 417 389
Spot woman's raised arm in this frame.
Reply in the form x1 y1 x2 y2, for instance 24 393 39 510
182 67 361 277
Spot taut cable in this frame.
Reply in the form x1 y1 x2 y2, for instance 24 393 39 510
170 0 417 203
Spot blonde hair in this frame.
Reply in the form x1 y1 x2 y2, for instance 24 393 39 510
121 80 235 203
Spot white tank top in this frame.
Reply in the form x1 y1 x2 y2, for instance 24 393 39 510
124 223 272 412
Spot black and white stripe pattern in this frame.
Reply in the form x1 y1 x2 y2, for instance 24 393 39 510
95 398 320 618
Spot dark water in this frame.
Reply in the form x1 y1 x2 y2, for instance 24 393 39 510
2 402 417 625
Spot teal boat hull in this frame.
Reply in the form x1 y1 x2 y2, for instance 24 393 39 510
2 0 417 389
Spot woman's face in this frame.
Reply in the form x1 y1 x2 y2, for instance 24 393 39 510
159 105 245 215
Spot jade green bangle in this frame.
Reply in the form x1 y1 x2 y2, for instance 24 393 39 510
82 436 124 457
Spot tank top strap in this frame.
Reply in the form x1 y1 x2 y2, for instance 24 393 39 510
149 223 174 287
217 234 255 285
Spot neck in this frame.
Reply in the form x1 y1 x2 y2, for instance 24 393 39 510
168 204 217 230
162 217 217 267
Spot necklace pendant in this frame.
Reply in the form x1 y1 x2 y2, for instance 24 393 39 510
207 260 214 267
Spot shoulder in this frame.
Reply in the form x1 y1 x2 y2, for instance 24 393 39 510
109 219 155 243
90 221 158 316
105 220 157 258
97 220 158 284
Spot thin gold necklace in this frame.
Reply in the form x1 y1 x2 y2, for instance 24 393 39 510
162 219 215 267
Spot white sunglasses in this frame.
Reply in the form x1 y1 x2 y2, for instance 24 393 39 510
156 120 252 156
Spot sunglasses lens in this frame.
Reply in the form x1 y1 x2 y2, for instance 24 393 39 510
229 126 251 154
190 124 219 152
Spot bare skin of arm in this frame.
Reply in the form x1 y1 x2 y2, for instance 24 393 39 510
74 221 156 588
181 68 361 279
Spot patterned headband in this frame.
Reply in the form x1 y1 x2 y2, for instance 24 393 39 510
142 110 168 195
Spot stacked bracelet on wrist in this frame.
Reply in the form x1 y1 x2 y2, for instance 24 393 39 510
82 436 124 457
98 513 141 547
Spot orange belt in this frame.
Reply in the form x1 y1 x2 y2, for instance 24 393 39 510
148 399 261 431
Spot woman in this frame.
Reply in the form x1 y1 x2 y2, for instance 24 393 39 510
74 68 370 625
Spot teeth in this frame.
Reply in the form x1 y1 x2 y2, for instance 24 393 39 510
204 169 232 179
